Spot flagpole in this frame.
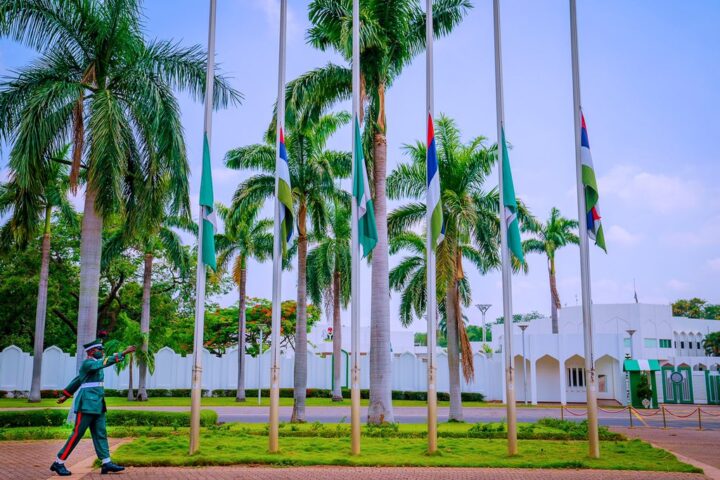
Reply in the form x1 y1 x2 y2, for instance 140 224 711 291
492 0 517 456
350 0 361 457
189 0 216 455
425 0 438 455
269 0 287 454
569 0 600 459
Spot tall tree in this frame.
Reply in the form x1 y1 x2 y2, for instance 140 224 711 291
0 0 241 369
522 208 578 334
0 145 77 402
214 201 273 402
388 115 532 420
104 212 193 400
296 0 471 423
226 111 350 421
307 201 351 401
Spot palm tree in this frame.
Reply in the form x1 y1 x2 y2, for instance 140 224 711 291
0 0 241 369
523 208 578 334
307 201 351 401
226 111 350 422
103 208 194 401
214 202 273 402
291 0 471 424
387 115 533 420
0 145 77 403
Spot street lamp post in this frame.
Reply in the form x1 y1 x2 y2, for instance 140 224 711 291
476 304 492 347
519 324 529 405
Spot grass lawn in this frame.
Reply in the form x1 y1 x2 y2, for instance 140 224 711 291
0 397 563 409
111 430 699 472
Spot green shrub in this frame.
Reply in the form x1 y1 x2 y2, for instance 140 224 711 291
0 409 67 427
536 418 622 441
106 410 217 427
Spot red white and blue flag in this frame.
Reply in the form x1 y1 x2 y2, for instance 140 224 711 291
277 127 294 254
427 114 444 248
580 112 606 252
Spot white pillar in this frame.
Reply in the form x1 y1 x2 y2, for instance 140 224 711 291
530 359 538 405
559 357 567 405
501 338 507 404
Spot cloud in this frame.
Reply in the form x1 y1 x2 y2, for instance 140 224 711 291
599 165 704 213
662 216 720 247
666 279 690 291
604 225 643 247
708 258 720 272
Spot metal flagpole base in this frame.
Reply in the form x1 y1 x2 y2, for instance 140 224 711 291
506 365 518 456
269 365 280 453
351 366 361 455
427 365 438 453
189 365 203 454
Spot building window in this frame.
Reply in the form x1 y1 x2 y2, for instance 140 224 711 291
644 338 657 348
598 374 607 393
697 342 701 350
659 339 672 348
567 367 585 388
680 341 685 349
623 338 631 348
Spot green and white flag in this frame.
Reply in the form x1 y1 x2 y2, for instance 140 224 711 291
353 117 377 258
501 127 524 264
199 133 217 270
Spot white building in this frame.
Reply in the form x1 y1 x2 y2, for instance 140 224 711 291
487 303 720 405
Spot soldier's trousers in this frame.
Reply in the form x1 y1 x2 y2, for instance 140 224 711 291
57 412 110 461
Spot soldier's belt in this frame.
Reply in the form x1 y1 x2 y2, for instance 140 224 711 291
78 382 104 389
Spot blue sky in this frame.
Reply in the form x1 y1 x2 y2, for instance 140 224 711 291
2 1 719 330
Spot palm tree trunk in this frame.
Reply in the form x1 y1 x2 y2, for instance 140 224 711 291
76 186 103 372
137 253 153 401
549 257 561 334
127 354 135 401
369 104 394 424
291 203 308 422
445 284 463 421
236 262 247 402
29 206 52 403
332 271 343 401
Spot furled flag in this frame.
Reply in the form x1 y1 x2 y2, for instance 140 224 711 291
277 127 295 254
500 127 524 264
353 117 377 258
580 112 606 252
427 113 444 248
199 133 217 270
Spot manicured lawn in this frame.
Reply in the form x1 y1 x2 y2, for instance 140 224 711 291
0 397 560 409
111 431 699 472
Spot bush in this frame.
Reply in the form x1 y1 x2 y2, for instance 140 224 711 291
0 409 67 427
106 410 217 427
536 418 622 441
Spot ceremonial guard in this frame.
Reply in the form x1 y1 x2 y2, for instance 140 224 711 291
50 339 136 476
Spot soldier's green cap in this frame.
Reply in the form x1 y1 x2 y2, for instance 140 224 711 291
83 339 104 351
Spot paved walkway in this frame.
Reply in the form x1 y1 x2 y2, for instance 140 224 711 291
612 427 720 480
80 466 706 480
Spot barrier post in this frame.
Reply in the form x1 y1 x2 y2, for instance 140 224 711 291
698 408 702 431
662 406 667 429
628 406 633 428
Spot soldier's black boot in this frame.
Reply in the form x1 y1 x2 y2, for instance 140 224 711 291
101 462 125 474
50 462 72 476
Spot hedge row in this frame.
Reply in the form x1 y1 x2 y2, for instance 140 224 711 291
31 388 485 402
0 409 217 428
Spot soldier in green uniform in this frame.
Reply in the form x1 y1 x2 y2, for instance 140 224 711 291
50 339 136 476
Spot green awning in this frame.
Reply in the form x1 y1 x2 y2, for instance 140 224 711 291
624 359 661 372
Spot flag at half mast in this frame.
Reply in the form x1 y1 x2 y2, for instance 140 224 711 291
427 113 444 248
199 133 217 270
500 127 524 264
353 116 377 258
580 112 606 252
277 127 295 254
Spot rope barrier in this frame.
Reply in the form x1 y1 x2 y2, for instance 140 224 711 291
598 407 628 414
563 407 588 417
664 408 699 419
630 408 661 417
699 409 720 417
